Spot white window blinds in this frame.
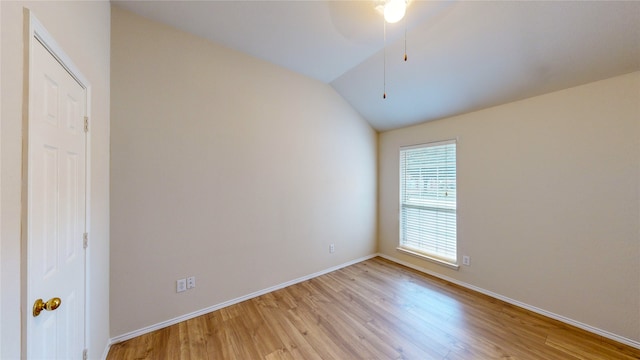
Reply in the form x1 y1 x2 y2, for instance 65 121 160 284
399 140 457 263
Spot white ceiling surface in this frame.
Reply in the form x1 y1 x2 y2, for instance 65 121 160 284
114 1 640 131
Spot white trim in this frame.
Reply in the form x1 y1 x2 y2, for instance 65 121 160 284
108 252 640 351
396 247 459 270
109 254 378 345
400 138 457 151
100 343 111 360
30 14 89 89
377 253 640 350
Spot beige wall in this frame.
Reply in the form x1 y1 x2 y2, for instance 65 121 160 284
110 7 377 337
1 1 111 358
379 72 640 342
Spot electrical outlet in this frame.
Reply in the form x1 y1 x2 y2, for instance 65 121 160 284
187 276 196 289
462 256 470 266
329 243 335 253
176 278 187 293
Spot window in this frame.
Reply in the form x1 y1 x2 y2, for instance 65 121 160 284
399 140 457 266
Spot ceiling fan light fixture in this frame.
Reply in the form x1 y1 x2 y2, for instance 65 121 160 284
384 0 406 23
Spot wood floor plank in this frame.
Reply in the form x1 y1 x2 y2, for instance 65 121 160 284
107 257 640 359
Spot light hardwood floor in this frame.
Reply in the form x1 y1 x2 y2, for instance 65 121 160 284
107 257 640 359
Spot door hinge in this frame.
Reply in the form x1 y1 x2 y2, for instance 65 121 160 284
83 233 88 249
83 349 88 360
84 116 89 133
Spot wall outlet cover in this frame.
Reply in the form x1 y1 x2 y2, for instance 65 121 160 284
177 279 187 293
462 256 470 266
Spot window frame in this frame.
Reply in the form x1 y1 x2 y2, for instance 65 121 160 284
397 139 459 270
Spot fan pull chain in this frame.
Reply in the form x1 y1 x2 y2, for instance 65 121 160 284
404 12 408 62
383 19 387 99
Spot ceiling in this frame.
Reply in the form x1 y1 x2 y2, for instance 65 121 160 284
113 0 640 131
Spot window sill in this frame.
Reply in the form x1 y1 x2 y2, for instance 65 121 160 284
396 247 460 270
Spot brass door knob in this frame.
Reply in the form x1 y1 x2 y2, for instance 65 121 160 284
33 297 62 317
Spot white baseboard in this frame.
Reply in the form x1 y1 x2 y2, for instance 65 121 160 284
100 342 111 360
107 252 640 352
377 253 640 350
108 254 378 345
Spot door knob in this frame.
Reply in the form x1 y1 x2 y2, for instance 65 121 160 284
33 297 61 317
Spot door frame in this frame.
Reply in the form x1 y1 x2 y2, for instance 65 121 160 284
22 9 92 357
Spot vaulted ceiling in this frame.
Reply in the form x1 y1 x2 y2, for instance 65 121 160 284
113 1 640 131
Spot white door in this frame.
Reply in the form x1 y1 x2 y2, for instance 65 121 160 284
27 36 87 359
